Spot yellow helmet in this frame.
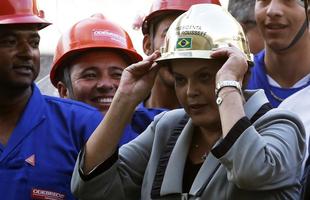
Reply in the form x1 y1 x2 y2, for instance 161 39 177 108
157 4 253 65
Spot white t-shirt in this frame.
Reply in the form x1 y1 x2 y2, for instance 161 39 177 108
279 86 310 169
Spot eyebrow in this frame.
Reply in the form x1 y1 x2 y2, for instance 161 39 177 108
108 66 125 70
30 32 40 38
0 29 13 36
0 30 40 39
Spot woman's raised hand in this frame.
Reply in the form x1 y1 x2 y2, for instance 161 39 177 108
116 51 161 104
211 45 249 85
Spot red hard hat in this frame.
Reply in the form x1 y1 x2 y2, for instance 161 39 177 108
0 0 50 29
142 0 221 35
50 13 143 87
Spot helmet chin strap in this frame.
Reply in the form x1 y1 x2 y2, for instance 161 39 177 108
305 0 309 23
279 18 308 51
149 23 155 53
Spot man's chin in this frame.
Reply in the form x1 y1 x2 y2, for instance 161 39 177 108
10 81 33 91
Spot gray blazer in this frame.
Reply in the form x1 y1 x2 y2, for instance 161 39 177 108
71 90 306 200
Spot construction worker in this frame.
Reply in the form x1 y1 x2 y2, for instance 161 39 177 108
245 0 310 198
139 0 221 110
71 4 305 199
247 0 310 107
50 14 142 113
284 1 310 199
0 0 104 199
228 0 264 54
50 14 165 145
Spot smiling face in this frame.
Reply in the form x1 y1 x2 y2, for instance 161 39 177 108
0 24 40 91
66 50 128 113
255 0 306 51
171 58 222 128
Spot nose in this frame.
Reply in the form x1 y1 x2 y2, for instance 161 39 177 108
266 0 284 18
187 80 199 98
96 78 117 93
17 41 33 60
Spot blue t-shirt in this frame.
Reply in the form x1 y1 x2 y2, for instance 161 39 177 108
247 50 310 107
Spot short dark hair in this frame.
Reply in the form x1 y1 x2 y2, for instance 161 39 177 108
151 12 183 37
228 0 256 23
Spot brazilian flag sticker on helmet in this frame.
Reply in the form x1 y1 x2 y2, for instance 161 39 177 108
176 37 192 49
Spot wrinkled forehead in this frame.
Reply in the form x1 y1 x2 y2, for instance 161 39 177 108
0 24 39 33
257 0 305 6
0 25 39 41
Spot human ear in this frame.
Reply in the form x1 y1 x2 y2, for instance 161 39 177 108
57 81 69 98
143 34 152 56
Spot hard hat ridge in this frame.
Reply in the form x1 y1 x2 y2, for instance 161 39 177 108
0 0 50 30
157 4 253 65
141 0 221 35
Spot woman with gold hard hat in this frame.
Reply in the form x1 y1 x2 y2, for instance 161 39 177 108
71 4 305 200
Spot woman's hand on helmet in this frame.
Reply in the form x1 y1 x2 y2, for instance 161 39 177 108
211 45 248 86
116 51 161 104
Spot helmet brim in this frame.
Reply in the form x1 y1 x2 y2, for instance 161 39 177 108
0 15 51 30
156 50 253 66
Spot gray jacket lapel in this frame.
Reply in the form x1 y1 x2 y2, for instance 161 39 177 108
190 153 221 196
160 119 194 195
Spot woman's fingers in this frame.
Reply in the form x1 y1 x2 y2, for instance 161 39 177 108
210 45 243 58
212 46 248 83
126 51 161 76
145 50 161 62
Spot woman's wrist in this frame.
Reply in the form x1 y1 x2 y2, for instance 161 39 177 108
114 90 141 110
215 80 242 97
215 69 243 84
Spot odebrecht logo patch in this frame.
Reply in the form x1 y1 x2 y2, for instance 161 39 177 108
31 188 65 200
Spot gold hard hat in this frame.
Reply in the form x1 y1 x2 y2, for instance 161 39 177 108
157 4 253 65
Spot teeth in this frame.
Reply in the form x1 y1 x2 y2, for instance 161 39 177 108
96 97 113 103
16 66 32 70
267 24 285 29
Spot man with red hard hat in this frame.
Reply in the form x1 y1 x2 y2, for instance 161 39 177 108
139 0 221 110
50 14 165 145
50 14 143 114
0 0 103 199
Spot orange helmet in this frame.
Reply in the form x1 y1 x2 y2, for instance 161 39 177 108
142 0 221 34
0 0 50 30
50 13 143 87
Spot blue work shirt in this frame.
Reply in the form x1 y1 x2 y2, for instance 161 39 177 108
119 102 166 146
0 85 166 199
247 50 310 107
0 84 102 200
